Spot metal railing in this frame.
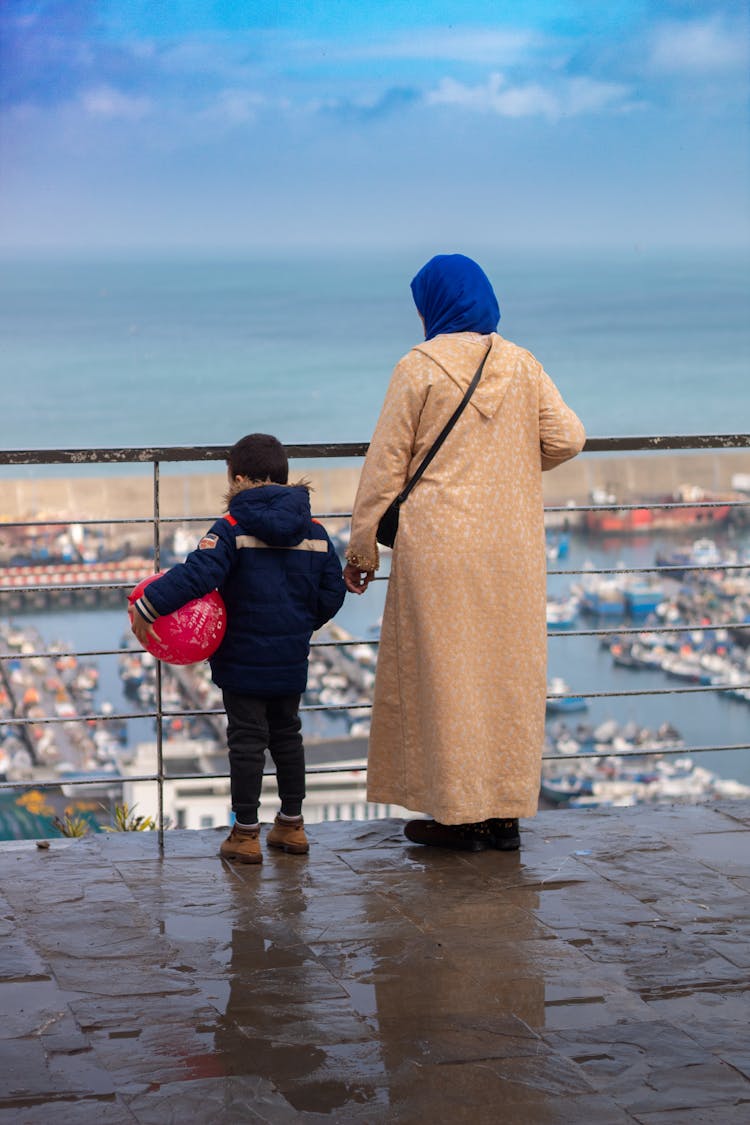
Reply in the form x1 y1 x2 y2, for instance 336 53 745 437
1 434 749 846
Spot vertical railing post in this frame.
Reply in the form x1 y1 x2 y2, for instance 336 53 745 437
153 460 165 855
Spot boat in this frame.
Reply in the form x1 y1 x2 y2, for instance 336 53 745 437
546 595 580 629
541 775 593 804
546 677 588 713
539 721 750 809
585 485 735 535
578 574 627 617
655 537 724 578
546 533 570 560
623 580 664 616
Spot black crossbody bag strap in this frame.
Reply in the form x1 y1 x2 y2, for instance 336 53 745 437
398 346 490 504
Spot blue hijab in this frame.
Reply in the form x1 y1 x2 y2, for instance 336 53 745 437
410 254 500 341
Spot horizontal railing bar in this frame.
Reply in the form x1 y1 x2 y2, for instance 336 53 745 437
583 435 750 452
0 444 369 465
1 434 749 467
550 622 750 638
0 638 381 661
1 711 154 726
549 563 750 576
541 742 750 762
1 582 142 595
0 577 389 593
546 684 750 699
545 499 749 513
0 517 170 530
0 512 354 530
0 776 154 791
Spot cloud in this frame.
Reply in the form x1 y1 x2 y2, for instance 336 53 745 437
344 27 543 66
79 85 152 119
200 87 273 125
425 72 634 120
649 16 750 74
316 86 421 123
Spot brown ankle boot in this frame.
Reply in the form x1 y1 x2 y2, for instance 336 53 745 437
220 824 262 864
267 814 309 854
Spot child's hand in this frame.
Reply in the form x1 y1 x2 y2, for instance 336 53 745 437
128 605 159 647
343 562 374 595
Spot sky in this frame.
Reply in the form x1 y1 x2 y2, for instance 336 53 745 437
1 0 748 252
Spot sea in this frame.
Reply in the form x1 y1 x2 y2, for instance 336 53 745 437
2 247 749 452
2 248 749 786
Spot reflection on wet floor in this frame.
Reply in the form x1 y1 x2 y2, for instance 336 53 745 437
0 802 748 1122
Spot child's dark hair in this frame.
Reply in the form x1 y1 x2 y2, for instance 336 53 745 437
227 434 289 484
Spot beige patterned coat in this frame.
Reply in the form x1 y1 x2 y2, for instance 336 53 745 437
347 331 585 823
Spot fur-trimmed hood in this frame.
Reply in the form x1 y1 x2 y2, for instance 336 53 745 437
223 479 314 548
223 476 311 508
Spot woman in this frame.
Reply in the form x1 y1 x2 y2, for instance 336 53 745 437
344 254 585 851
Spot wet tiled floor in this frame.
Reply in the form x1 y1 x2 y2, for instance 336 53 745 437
1 801 749 1123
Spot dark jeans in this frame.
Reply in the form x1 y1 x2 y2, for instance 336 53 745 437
222 691 306 824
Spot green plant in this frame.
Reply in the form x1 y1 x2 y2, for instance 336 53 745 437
52 812 91 838
105 803 159 832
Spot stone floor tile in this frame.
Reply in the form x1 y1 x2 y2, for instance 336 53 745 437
216 1036 393 1118
233 997 380 1049
668 830 750 878
633 1104 750 1124
386 1061 634 1125
86 1022 225 1087
42 954 197 998
0 1099 137 1124
560 921 745 996
0 1040 59 1102
70 990 223 1034
614 1059 750 1114
644 986 750 1024
680 1016 750 1076
124 1075 300 1124
0 978 83 1039
0 938 49 982
542 1019 710 1094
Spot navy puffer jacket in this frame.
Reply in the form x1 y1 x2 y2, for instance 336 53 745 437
134 483 346 695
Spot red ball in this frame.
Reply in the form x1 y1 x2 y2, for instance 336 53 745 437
128 574 227 666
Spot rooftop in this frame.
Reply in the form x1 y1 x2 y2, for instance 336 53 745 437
1 802 749 1123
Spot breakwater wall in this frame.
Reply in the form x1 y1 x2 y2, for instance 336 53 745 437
0 449 747 534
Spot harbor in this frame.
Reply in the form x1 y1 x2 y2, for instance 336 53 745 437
1 451 749 835
1 502 749 836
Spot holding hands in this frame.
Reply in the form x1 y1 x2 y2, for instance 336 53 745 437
343 562 374 595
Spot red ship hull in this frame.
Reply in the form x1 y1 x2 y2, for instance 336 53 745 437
585 503 732 534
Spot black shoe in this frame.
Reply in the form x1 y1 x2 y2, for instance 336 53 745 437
485 818 521 851
404 819 491 852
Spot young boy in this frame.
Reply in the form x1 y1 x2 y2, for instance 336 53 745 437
129 433 346 864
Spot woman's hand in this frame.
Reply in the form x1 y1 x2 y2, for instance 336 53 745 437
343 562 374 595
